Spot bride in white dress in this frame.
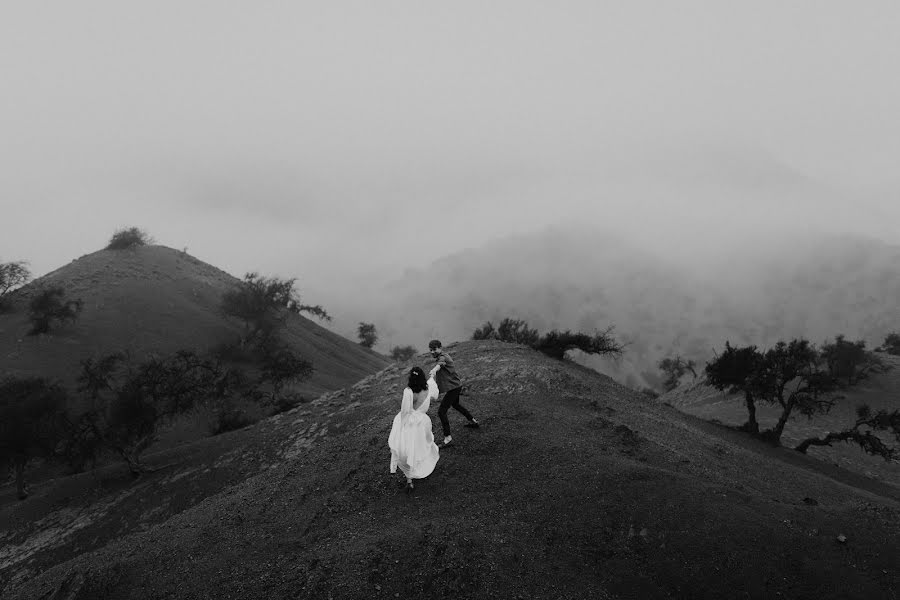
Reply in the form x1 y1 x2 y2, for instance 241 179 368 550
388 366 440 493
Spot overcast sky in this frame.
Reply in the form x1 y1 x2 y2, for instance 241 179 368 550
3 1 900 300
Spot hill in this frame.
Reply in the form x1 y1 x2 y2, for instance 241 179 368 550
0 245 388 397
3 341 899 599
327 227 900 391
660 353 900 488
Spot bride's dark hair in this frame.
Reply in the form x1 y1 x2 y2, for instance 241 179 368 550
407 367 428 393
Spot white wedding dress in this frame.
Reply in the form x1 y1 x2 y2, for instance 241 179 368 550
388 378 440 479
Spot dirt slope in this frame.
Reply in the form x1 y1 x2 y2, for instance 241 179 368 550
3 341 899 599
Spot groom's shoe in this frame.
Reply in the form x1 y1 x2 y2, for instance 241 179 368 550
464 419 480 429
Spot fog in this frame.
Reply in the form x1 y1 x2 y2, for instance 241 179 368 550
3 1 899 313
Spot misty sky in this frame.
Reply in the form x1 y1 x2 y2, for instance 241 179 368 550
3 1 900 303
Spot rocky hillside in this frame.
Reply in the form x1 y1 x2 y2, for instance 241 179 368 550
0 245 388 397
661 353 900 488
3 341 898 599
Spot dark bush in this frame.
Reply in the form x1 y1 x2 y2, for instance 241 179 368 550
390 345 417 362
106 227 153 250
533 327 624 360
357 322 378 348
28 287 83 335
0 376 68 499
880 332 900 356
0 260 31 313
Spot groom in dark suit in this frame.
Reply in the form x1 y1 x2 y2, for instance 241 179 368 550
428 339 479 447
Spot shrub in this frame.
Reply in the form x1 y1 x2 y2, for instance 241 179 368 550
533 327 624 360
357 322 378 348
390 345 417 362
0 376 68 499
28 287 83 335
106 226 153 250
658 356 697 391
0 260 31 313
472 321 498 340
208 405 258 435
880 332 900 356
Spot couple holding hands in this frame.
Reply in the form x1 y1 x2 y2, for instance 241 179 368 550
387 339 480 493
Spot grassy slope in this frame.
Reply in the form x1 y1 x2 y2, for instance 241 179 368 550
662 353 900 486
0 245 388 397
3 342 899 599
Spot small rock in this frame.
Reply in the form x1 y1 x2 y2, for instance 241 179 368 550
836 534 847 543
802 497 818 506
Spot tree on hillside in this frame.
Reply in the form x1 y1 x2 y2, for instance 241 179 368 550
389 345 417 362
880 332 900 356
357 322 378 348
256 343 313 405
532 327 624 360
471 321 498 340
27 287 84 335
795 404 900 460
221 272 331 350
0 376 68 500
658 355 698 392
705 343 766 433
76 351 243 476
820 335 885 386
106 226 154 250
0 260 31 313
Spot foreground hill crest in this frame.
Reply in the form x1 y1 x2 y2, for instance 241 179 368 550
3 341 899 599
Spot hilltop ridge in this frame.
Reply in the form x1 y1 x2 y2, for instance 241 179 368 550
0 245 387 396
4 341 898 599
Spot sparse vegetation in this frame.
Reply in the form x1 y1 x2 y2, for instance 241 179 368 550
658 355 698 391
256 344 314 405
389 345 417 362
27 286 84 335
0 259 31 312
471 321 499 340
0 376 68 499
106 226 154 250
75 351 243 476
820 335 884 386
357 322 378 348
705 336 881 444
795 404 900 460
880 332 900 356
532 327 624 360
221 272 331 350
472 318 540 345
472 317 623 361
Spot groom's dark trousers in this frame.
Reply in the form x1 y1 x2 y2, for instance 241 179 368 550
438 387 473 437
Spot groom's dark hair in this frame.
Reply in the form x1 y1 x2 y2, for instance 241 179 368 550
428 339 442 350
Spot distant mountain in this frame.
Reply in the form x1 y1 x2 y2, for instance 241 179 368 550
0 245 388 396
350 227 900 390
